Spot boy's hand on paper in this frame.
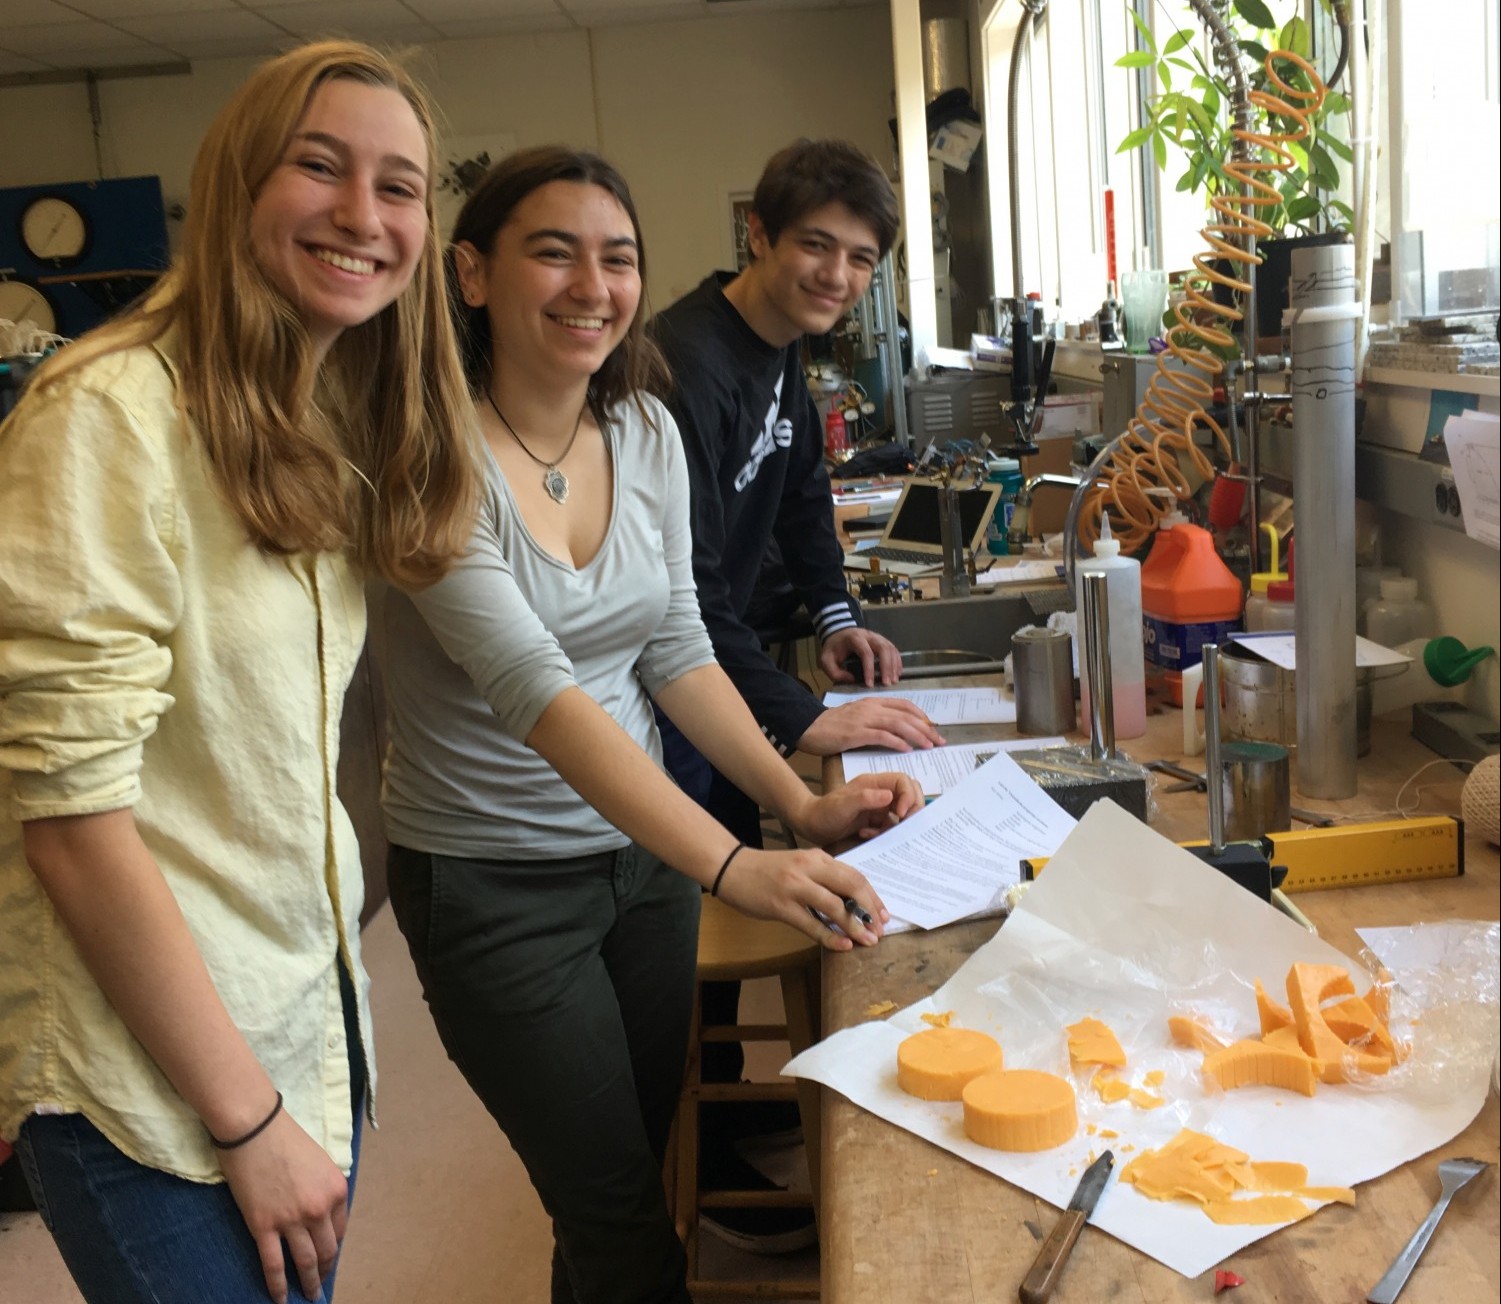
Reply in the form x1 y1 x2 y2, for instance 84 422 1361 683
798 697 945 756
716 846 889 950
820 627 902 687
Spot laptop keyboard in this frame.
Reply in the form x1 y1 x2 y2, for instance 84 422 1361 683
863 545 942 564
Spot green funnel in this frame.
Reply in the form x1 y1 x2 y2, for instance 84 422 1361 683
1423 637 1496 687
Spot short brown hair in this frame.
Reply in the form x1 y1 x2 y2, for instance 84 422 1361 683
752 139 899 256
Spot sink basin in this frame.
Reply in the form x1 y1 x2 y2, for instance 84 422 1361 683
861 590 1062 677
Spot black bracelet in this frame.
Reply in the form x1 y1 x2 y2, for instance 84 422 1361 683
710 843 745 898
208 1091 284 1150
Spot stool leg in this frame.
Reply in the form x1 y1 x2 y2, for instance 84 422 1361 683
675 983 702 1273
779 960 822 1226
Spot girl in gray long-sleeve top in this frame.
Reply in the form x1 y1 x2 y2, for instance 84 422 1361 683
369 146 923 1304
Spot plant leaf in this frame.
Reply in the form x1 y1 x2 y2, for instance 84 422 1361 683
1152 128 1168 170
1117 125 1154 153
1279 16 1311 58
1116 50 1156 68
1234 0 1277 29
1164 29 1192 54
1329 199 1355 223
1324 135 1354 162
1286 195 1321 222
1324 91 1351 114
1128 8 1155 53
1242 39 1270 66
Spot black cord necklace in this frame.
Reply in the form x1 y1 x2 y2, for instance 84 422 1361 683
485 389 587 504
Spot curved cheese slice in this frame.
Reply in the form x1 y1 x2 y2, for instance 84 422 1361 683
1168 1013 1229 1054
963 1069 1077 1152
896 1027 1003 1101
1203 1037 1319 1097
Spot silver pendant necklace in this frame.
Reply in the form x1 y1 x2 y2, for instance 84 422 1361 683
485 390 586 505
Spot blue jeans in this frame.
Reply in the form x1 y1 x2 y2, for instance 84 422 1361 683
15 964 366 1304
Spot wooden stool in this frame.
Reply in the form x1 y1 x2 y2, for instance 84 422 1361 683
669 895 822 1298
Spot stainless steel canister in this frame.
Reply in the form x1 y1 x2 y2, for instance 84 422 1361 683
1012 627 1075 736
1220 740 1292 841
1219 644 1372 757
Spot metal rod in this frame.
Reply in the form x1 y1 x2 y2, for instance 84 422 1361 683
1082 573 1115 761
1202 643 1226 854
1290 241 1360 798
876 250 909 447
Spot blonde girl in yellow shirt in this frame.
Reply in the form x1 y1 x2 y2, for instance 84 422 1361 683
0 41 479 1304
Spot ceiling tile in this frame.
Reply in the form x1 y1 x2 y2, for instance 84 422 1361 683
10 0 94 27
431 14 576 35
250 0 442 40
404 0 562 22
52 0 237 18
116 9 294 52
0 50 52 74
0 21 166 61
557 0 699 12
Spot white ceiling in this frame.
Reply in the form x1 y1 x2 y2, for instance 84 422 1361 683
0 0 877 76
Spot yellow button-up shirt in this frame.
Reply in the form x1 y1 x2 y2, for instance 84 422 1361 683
0 336 373 1181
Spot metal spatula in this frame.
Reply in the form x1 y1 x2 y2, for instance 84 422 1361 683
1367 1157 1489 1303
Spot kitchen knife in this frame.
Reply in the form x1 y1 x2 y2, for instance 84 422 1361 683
1019 1150 1114 1304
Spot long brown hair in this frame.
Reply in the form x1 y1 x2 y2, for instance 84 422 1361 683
449 145 671 428
18 41 479 587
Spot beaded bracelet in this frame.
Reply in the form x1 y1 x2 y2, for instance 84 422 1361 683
710 843 746 897
209 1091 284 1151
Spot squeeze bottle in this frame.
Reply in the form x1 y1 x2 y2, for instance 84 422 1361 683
1075 515 1146 737
1243 523 1289 632
1372 637 1495 717
1365 576 1435 648
1140 517 1243 706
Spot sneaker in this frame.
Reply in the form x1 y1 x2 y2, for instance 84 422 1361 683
698 1150 817 1256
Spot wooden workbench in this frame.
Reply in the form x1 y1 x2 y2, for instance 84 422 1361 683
818 705 1499 1303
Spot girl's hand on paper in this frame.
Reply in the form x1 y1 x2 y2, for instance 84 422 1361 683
715 845 889 950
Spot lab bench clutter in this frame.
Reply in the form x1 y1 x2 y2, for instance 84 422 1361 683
812 268 1497 1301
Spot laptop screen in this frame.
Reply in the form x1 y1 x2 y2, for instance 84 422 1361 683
887 483 997 548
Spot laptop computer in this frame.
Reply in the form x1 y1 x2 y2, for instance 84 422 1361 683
842 481 1003 576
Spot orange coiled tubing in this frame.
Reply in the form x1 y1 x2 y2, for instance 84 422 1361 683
1080 49 1328 554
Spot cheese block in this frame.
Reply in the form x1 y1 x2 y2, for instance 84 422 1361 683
1066 1016 1127 1068
896 1027 1003 1101
1286 963 1392 1083
962 1069 1077 1151
1203 1037 1319 1097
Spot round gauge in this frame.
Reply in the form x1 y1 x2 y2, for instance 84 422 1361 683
20 195 90 266
0 280 58 336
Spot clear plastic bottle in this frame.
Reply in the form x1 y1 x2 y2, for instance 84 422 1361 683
1356 565 1401 636
1247 578 1297 632
1365 576 1435 648
1372 637 1495 716
1076 515 1146 738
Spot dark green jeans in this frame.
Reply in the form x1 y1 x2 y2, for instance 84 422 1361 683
387 841 699 1304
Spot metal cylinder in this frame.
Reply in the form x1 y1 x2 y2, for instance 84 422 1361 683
1081 573 1115 761
1220 740 1292 841
1012 627 1075 735
1289 241 1360 798
1203 643 1226 855
922 17 971 98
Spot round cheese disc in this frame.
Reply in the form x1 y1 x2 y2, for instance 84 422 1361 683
896 1027 1003 1101
962 1068 1078 1151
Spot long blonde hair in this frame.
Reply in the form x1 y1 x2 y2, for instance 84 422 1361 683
20 41 479 587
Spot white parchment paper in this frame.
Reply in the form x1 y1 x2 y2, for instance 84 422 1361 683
785 802 1493 1278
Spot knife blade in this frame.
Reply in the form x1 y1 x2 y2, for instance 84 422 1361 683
1018 1150 1114 1304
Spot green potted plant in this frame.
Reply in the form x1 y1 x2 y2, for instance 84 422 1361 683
1115 0 1353 344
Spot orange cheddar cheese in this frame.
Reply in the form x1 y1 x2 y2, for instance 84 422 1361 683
1091 1069 1131 1103
1286 963 1392 1083
1066 1016 1127 1068
1203 1195 1311 1225
1254 978 1294 1035
1168 1014 1229 1054
962 1069 1077 1152
1203 1038 1319 1097
1323 996 1399 1058
896 1027 1003 1100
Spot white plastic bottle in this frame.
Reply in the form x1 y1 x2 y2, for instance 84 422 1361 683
1365 576 1435 648
1076 515 1146 738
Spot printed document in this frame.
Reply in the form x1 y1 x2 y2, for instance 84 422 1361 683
837 751 1075 929
841 738 1066 796
823 685 1017 725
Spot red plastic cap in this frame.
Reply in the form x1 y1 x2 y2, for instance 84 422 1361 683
1267 579 1295 602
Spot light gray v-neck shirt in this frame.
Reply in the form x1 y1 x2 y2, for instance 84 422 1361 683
372 394 716 860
